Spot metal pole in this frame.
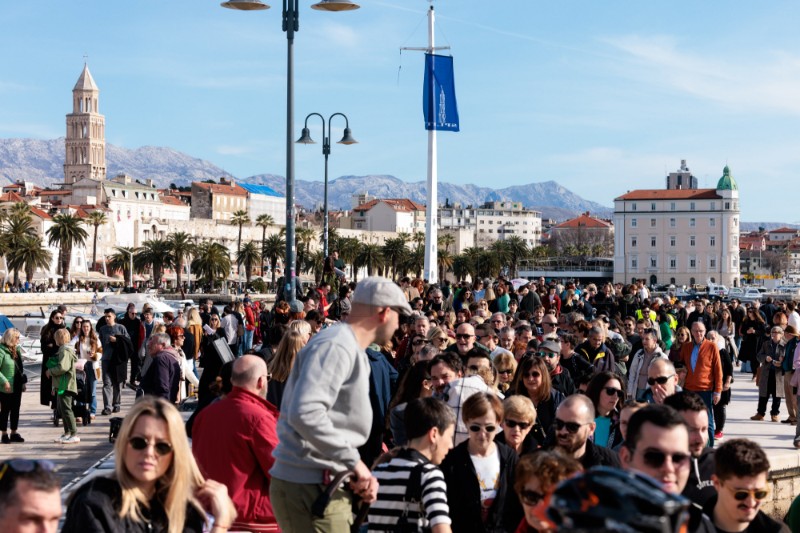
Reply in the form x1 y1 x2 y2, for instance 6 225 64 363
283 0 299 305
423 5 438 283
323 125 330 258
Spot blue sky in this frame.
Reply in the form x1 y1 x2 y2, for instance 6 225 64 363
1 1 799 221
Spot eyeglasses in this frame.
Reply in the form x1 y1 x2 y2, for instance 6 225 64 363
53 316 64 321
603 386 624 398
519 489 546 507
412 339 427 346
542 322 558 327
0 459 56 484
633 447 690 469
468 424 497 433
722 484 769 501
647 375 675 386
524 371 541 379
505 419 531 430
455 333 474 340
497 369 514 376
467 365 483 373
554 418 589 434
434 337 448 344
129 436 173 456
537 351 557 358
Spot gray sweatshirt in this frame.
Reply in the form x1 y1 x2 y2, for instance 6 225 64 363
270 323 372 484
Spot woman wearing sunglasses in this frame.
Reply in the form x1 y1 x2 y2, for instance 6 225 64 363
584 372 626 449
512 450 582 533
493 352 517 394
441 392 523 533
62 396 236 533
39 309 66 409
495 395 538 455
511 356 564 443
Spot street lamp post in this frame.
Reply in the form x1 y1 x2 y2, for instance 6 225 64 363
296 112 357 258
221 0 360 304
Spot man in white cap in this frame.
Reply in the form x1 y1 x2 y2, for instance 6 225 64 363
270 276 412 533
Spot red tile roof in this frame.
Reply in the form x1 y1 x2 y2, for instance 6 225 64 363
29 207 52 220
192 181 247 197
0 191 24 202
615 189 720 200
160 195 187 206
37 189 70 196
769 227 798 234
553 213 612 229
354 198 425 212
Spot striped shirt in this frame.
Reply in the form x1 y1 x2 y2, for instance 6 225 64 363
368 449 451 531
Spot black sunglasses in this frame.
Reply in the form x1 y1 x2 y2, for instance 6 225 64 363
603 386 624 398
537 351 557 358
455 333 474 340
468 424 497 433
505 419 531 430
635 448 690 469
519 489 546 506
554 418 588 434
129 436 173 456
497 369 514 375
0 459 56 483
647 375 675 386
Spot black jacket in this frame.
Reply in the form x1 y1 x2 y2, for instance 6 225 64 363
109 335 134 385
544 438 621 470
140 350 181 403
560 352 594 383
682 448 716 508
702 494 789 532
62 476 205 533
440 440 523 533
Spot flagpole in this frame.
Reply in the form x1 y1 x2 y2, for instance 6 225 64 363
424 4 438 284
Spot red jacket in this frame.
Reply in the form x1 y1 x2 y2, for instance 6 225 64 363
192 387 280 532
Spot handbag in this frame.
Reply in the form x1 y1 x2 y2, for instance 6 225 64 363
393 460 429 533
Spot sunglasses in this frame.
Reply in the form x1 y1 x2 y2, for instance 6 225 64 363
524 371 541 379
53 316 64 321
603 386 624 398
0 459 56 483
519 489 546 507
537 351 557 358
128 436 174 456
412 339 427 346
467 365 483 373
555 418 588 434
647 375 675 386
542 322 558 327
723 484 769 501
456 334 474 340
636 448 690 469
505 419 531 430
468 424 497 433
497 369 514 375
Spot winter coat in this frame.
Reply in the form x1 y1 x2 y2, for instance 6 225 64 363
627 347 667 399
757 339 786 398
49 344 78 395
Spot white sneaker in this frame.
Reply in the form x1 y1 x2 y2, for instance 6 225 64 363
63 435 81 444
54 434 69 443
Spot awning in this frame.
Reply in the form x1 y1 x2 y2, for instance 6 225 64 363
72 271 115 282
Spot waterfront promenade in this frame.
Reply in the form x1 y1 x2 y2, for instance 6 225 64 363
4 363 800 520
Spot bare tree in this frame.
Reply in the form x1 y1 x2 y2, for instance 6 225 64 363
550 227 614 258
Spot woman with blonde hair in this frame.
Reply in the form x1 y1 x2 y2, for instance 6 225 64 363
267 328 310 410
62 396 235 533
0 328 26 443
288 319 312 344
496 395 538 455
76 320 102 420
186 308 203 362
493 352 518 393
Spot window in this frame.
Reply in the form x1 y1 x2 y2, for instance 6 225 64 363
670 218 676 227
650 257 657 268
690 236 696 247
710 258 717 269
631 237 638 248
732 256 737 268
651 203 656 211
670 202 676 211
689 257 696 268
725 202 731 210
710 236 716 247
710 218 716 227
651 237 656 247
631 203 637 211
631 218 637 227
690 218 696 227
710 202 716 210
650 218 656 227
670 236 676 247
690 202 696 211
631 257 638 269
669 257 677 269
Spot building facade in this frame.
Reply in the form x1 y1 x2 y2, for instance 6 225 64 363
439 201 542 249
613 162 740 287
190 178 248 221
351 199 426 233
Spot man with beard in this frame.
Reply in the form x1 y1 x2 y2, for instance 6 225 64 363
270 277 411 532
546 394 620 469
538 337 575 396
704 439 789 533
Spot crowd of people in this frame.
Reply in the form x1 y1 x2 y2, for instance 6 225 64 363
4 273 800 531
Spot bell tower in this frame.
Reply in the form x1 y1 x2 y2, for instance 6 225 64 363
64 64 106 184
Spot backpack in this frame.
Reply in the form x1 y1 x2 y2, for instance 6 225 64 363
394 460 429 533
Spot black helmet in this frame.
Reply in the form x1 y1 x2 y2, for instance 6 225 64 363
547 467 690 533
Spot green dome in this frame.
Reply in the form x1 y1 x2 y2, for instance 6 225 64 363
717 165 738 191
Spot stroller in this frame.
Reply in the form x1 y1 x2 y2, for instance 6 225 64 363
52 363 93 427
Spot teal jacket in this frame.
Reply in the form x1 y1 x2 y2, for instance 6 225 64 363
49 344 78 395
0 343 18 390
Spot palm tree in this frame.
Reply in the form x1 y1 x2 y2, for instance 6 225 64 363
168 232 195 293
86 210 108 272
438 232 455 254
295 227 316 273
230 209 250 257
109 246 137 284
403 246 425 279
462 247 483 280
452 254 471 282
437 249 454 282
338 236 361 282
263 234 286 289
500 236 529 277
7 235 52 284
382 238 409 281
135 239 173 289
355 243 382 277
255 214 274 276
0 208 36 287
411 231 426 250
46 213 88 286
192 242 232 291
307 250 325 284
236 241 261 285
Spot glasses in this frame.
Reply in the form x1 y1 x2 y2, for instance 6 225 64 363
505 419 531 430
412 339 427 346
53 316 64 321
542 322 558 327
467 365 483 373
603 386 624 398
210 318 220 322
0 459 56 484
176 334 185 338
468 424 497 433
524 371 541 379
722 484 769 501
434 337 448 344
497 369 514 376
74 319 83 324
129 436 174 456
555 418 589 434
519 489 546 507
537 351 557 358
647 375 675 386
633 448 690 469
455 334 474 340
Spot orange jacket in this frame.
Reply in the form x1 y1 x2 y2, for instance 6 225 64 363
680 340 723 394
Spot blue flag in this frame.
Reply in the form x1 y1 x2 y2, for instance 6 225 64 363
423 53 460 132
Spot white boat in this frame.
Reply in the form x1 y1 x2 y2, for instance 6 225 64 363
99 294 175 313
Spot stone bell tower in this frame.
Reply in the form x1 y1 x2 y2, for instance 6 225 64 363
64 64 106 184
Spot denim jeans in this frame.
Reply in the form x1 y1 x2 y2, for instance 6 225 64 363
243 329 254 353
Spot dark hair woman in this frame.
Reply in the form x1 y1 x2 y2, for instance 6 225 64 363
39 309 66 408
